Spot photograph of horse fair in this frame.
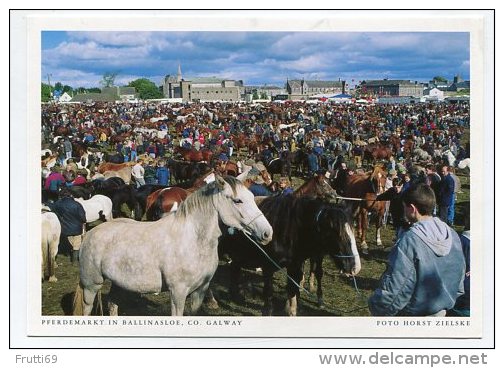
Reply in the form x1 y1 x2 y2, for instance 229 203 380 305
40 29 472 318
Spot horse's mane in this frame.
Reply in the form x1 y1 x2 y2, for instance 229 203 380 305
176 176 239 219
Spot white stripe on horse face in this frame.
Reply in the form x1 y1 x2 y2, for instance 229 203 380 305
345 223 361 275
170 202 178 212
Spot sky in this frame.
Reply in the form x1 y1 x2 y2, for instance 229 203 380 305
41 31 470 89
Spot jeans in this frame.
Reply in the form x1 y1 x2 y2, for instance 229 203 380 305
447 193 456 225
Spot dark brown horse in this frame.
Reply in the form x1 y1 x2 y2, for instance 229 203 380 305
343 165 387 254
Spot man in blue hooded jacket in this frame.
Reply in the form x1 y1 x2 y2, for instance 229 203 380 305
368 183 465 316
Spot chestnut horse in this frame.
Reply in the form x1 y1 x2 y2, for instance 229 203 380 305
343 165 387 254
145 171 216 221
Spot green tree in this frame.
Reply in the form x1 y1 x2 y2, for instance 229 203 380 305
260 92 269 100
62 85 73 94
87 87 101 93
127 78 163 100
433 76 448 84
100 72 118 88
252 90 259 100
41 83 52 102
54 82 63 92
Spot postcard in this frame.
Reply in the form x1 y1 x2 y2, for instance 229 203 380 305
10 9 494 348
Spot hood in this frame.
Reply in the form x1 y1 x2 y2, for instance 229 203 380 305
410 217 453 256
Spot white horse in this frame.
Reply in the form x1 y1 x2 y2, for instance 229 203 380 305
41 208 61 282
73 176 273 316
74 194 113 223
442 150 457 167
458 158 470 170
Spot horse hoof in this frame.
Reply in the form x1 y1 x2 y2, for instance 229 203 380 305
48 276 58 283
205 299 220 310
361 248 369 255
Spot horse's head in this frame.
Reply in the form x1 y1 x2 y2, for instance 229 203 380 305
212 176 273 245
315 204 361 276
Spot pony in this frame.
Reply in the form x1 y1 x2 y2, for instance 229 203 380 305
342 165 387 254
73 194 113 223
41 208 61 282
72 176 273 316
220 196 360 316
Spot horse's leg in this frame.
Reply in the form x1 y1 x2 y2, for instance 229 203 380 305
169 287 189 316
204 287 219 310
189 281 211 315
360 209 369 254
285 263 303 316
229 261 245 302
82 284 102 316
308 258 317 293
314 256 324 307
376 209 384 247
48 236 58 282
262 267 275 316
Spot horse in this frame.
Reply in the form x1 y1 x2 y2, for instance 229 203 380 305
145 187 189 221
293 172 337 200
41 208 61 282
72 176 273 316
219 196 360 316
73 194 113 223
91 178 140 219
133 184 169 219
145 171 216 221
267 151 292 180
103 166 132 185
342 165 387 254
216 161 239 177
97 162 133 174
168 159 212 185
457 158 470 171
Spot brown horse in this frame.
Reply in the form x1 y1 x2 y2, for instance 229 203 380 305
343 165 387 254
294 172 337 200
216 161 239 177
145 171 216 221
145 187 189 221
174 146 205 162
97 162 134 174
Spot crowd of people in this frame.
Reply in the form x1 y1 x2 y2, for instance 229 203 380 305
41 98 471 317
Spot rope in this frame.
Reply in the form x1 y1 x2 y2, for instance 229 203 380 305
241 230 315 297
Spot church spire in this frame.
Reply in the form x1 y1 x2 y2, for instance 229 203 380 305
177 62 182 82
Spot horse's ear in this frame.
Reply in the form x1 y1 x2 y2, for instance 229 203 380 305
215 174 226 190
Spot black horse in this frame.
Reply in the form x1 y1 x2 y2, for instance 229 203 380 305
219 196 361 316
167 159 211 185
266 150 292 180
91 178 141 219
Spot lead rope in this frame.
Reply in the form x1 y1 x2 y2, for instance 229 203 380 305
240 230 315 297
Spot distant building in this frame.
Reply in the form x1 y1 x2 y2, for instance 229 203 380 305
244 85 287 101
163 64 243 102
71 86 137 103
360 79 424 98
423 87 444 101
447 75 470 92
286 79 345 100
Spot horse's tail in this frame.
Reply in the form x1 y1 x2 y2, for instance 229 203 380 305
72 283 85 316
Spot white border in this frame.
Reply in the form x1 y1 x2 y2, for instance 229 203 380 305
11 9 494 348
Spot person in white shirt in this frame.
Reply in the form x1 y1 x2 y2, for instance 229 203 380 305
132 159 145 188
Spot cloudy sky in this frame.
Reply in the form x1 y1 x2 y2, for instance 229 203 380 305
42 31 469 88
